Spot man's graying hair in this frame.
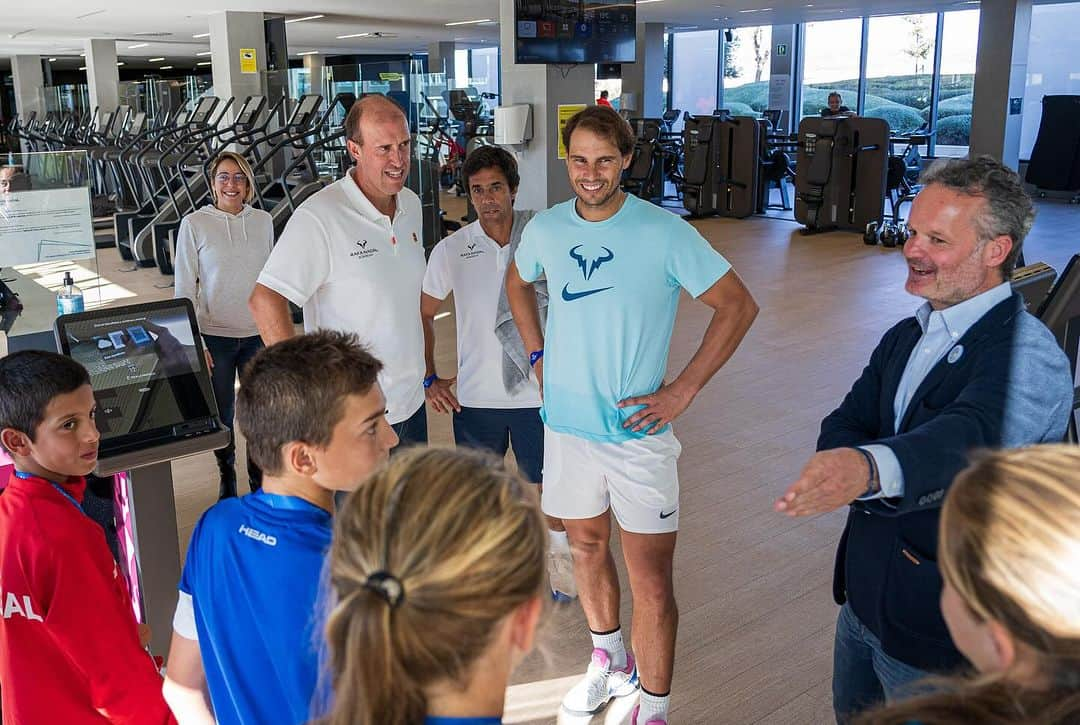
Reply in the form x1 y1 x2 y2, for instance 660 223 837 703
918 155 1035 275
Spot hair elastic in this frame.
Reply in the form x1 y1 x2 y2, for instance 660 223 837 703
364 570 405 609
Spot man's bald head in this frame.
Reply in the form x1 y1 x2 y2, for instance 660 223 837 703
345 95 408 146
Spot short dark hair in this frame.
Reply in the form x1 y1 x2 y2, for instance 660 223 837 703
462 145 520 193
562 105 635 158
344 94 407 146
829 92 842 101
600 90 609 98
0 351 90 451
235 331 383 476
918 155 1034 275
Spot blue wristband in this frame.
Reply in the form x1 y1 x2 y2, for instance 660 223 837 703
529 349 544 367
423 374 437 389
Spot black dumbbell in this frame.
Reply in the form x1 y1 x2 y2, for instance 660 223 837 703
895 222 910 245
864 221 880 246
880 221 898 248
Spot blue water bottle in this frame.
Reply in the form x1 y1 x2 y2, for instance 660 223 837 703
56 272 85 315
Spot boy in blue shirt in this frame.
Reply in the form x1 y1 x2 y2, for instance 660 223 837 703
162 331 399 724
506 106 758 724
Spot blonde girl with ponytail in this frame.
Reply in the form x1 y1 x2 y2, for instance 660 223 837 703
858 444 1080 725
317 446 547 725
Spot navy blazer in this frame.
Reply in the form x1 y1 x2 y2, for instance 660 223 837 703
819 293 1073 672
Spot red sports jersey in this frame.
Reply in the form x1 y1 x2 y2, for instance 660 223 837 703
0 470 174 723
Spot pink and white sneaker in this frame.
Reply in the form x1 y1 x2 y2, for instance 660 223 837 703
560 647 639 715
631 704 668 725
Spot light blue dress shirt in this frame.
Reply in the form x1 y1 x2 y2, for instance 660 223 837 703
860 282 1013 500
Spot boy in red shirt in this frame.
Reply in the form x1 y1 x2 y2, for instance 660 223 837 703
0 350 174 723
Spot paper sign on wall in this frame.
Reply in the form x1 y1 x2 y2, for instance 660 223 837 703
240 48 257 74
557 103 588 159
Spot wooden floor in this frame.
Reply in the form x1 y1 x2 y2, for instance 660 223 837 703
32 198 1078 725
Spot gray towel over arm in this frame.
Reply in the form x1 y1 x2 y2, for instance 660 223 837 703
494 209 548 396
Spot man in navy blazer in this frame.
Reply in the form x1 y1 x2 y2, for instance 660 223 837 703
775 155 1073 723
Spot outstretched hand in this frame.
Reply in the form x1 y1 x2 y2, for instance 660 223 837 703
774 448 870 517
617 381 695 435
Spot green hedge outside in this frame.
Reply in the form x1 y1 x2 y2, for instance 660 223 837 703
716 74 974 133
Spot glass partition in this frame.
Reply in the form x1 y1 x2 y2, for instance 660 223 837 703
722 26 772 118
864 13 936 135
1020 2 1080 160
1 150 104 348
934 9 978 157
671 30 720 130
800 18 862 119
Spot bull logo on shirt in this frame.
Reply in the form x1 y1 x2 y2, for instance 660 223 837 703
562 244 615 302
351 239 379 260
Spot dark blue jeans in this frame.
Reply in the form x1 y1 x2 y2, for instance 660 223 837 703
832 602 933 723
203 334 264 498
393 403 429 448
452 406 543 482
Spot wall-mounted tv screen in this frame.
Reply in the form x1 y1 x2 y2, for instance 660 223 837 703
515 0 637 65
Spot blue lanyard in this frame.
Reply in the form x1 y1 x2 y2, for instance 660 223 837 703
14 471 85 515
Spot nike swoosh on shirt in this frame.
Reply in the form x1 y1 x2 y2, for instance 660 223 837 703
561 283 614 302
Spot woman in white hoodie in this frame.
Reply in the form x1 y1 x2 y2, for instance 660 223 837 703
175 151 274 499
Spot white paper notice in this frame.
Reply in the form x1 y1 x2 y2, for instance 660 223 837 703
0 187 95 266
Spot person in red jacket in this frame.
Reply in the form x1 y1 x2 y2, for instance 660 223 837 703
0 350 174 724
597 89 613 108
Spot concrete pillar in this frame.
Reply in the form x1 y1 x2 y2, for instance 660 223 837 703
428 41 457 84
621 22 665 118
969 0 1032 170
498 0 594 210
208 11 267 115
303 53 325 99
10 55 46 122
84 39 120 115
768 25 797 133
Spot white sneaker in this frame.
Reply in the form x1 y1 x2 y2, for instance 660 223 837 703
548 548 578 602
561 648 639 715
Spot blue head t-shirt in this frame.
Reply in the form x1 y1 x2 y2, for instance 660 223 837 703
177 490 333 725
514 194 731 442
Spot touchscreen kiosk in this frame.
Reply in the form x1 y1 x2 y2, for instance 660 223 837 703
53 298 229 656
54 298 228 473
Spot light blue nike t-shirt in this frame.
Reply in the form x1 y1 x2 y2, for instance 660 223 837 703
514 193 731 442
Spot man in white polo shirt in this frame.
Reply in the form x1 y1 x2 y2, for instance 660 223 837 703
249 95 428 443
420 145 576 601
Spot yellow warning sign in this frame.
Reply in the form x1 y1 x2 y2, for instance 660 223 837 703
378 72 403 82
557 103 587 159
239 48 257 74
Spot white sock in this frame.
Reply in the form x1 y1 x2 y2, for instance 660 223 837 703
637 688 670 722
590 628 627 671
549 529 570 554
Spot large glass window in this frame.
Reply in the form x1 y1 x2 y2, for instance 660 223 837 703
671 30 719 128
1021 2 1080 160
453 49 470 90
800 18 862 119
935 9 978 157
470 47 500 100
721 26 771 117
863 13 936 135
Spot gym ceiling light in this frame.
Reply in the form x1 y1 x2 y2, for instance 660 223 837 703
285 14 325 24
445 19 491 26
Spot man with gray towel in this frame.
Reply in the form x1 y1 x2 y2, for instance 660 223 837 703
420 145 576 600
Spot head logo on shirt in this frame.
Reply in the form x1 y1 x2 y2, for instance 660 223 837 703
562 244 615 302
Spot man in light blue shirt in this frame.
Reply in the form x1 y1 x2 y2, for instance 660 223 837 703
775 156 1073 722
506 106 758 725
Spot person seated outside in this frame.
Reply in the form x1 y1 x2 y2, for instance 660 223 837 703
856 445 1080 725
822 92 856 118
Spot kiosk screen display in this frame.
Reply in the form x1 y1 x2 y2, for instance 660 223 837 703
55 300 220 455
